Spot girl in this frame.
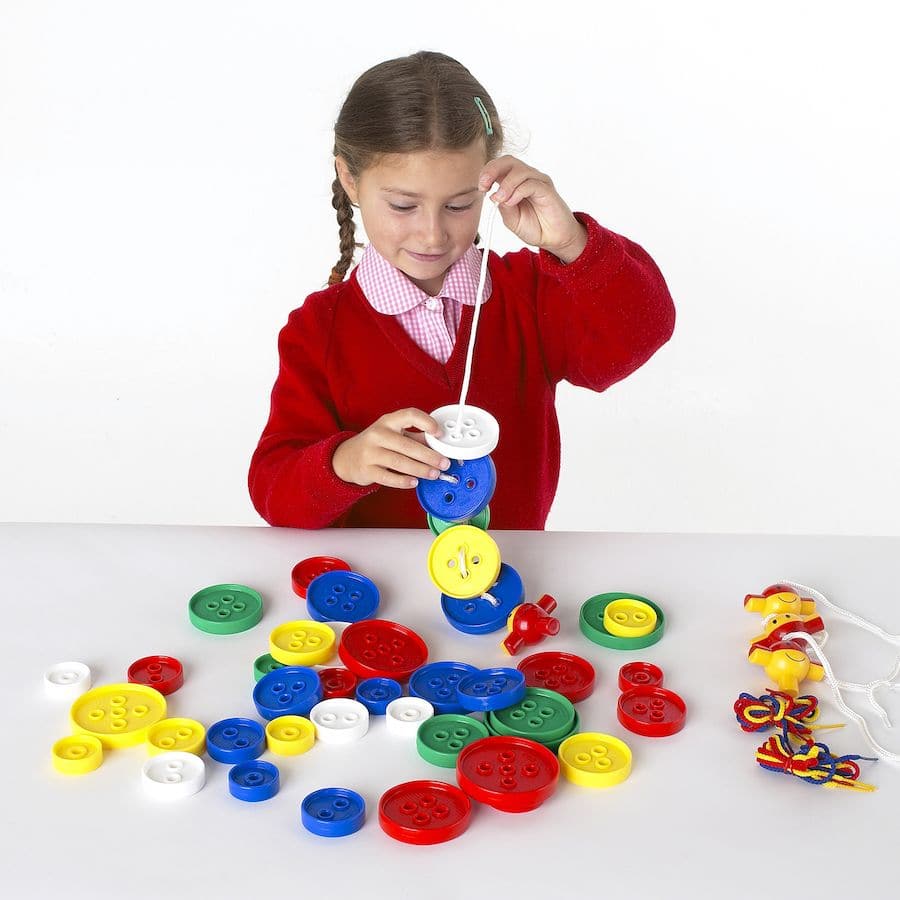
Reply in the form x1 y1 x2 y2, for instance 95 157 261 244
249 50 676 529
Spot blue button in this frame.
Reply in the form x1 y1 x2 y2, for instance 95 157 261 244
207 717 266 763
457 667 527 712
441 562 523 635
416 455 496 523
306 570 380 623
228 760 280 802
253 666 322 720
409 661 478 714
355 677 402 715
301 787 366 837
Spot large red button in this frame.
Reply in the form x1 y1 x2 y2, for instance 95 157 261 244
338 620 428 682
291 556 351 599
618 661 664 692
456 736 559 813
317 666 358 699
517 651 596 703
127 655 184 695
379 780 472 844
617 685 686 737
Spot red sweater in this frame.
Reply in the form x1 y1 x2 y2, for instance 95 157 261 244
249 212 675 529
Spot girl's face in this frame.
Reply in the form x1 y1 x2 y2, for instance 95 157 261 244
337 141 487 296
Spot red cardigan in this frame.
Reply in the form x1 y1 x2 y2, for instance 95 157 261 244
248 212 676 529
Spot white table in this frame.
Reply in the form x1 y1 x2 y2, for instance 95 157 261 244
2 524 898 899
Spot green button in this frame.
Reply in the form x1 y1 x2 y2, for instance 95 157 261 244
579 592 665 650
253 653 285 682
417 714 490 767
485 688 575 744
188 584 264 635
485 707 579 752
427 505 490 536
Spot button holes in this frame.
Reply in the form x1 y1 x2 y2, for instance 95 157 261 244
575 752 591 765
318 809 335 820
370 688 386 700
563 674 577 684
413 812 430 825
528 718 543 728
245 773 264 786
447 558 457 569
342 714 358 725
595 758 612 769
111 696 127 706
291 681 306 692
443 492 456 504
463 602 476 613
476 762 493 775
349 591 362 601
500 777 517 789
166 761 183 771
160 737 176 748
222 727 238 739
279 693 293 704
546 678 559 688
391 638 405 649
308 636 321 647
420 795 437 808
289 641 302 649
536 668 550 678
111 720 127 730
363 650 376 660
273 683 286 693
333 584 346 594
650 699 666 709
498 751 515 762
427 677 443 688
634 672 650 683
147 663 162 673
510 710 525 720
462 417 475 427
232 602 245 612
149 674 163 683
282 727 298 739
539 708 553 718
111 707 126 717
391 655 403 665
433 804 449 819
591 746 608 757
448 740 463 751
234 738 249 749
325 596 338 606
333 797 350 811
522 763 539 777
364 634 377 644
465 479 476 489
434 730 450 741
66 747 86 759
205 601 219 610
500 764 515 776
164 774 182 784
400 801 417 814
320 713 337 724
634 703 649 714
613 612 628 623
466 429 481 438
437 687 451 698
292 631 307 641
221 595 234 603
472 555 481 565
651 711 665 721
217 609 230 618
400 709 420 721
446 674 461 684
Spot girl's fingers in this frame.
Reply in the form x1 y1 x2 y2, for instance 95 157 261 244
370 467 420 490
386 431 448 470
372 447 442 482
383 407 442 436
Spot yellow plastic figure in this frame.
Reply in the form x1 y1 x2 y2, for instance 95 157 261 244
744 584 817 617
747 612 826 695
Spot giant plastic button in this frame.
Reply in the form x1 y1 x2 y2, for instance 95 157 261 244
579 593 666 650
338 620 428 682
253 666 322 720
292 556 351 599
417 456 496 523
269 620 336 666
517 652 596 704
52 734 103 775
427 525 501 599
207 717 265 763
265 715 316 756
456 736 559 812
456 667 526 712
70 683 167 749
425 404 499 460
603 598 658 638
309 698 369 744
189 584 263 635
142 751 206 800
146 717 206 756
385 697 434 737
229 760 279 802
617 686 686 737
306 571 380 623
409 661 477 715
485 688 575 745
417 714 490 768
441 562 522 635
302 788 366 837
557 732 632 787
427 505 490 536
379 780 472 844
127 655 184 695
355 677 402 715
44 662 92 700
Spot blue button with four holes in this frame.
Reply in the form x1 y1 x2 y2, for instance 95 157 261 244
441 562 523 635
228 760 280 802
207 717 266 763
456 667 527 712
306 570 380 623
301 787 366 837
253 666 322 720
408 660 478 715
416 455 496 523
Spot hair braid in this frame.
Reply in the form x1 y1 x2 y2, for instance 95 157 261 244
328 174 362 286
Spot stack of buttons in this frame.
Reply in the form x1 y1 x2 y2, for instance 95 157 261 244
483 687 580 754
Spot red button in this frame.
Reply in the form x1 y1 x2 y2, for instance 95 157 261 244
517 651 596 703
291 556 351 599
618 661 664 692
617 685 686 737
317 666 358 699
379 780 472 845
127 655 184 695
338 620 428 682
456 736 559 813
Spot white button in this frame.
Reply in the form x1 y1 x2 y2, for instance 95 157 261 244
141 751 206 800
385 697 434 737
425 404 500 460
44 661 92 700
425 298 442 312
309 698 369 744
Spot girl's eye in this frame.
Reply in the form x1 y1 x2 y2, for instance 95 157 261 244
390 204 415 212
388 203 475 212
447 204 474 212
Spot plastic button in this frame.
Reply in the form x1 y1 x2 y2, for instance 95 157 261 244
386 697 434 737
306 570 380 623
70 683 167 749
52 734 103 775
309 698 370 744
265 715 316 756
517 652 596 703
269 620 336 666
617 686 687 737
146 717 206 756
355 677 402 715
441 562 523 635
228 760 279 802
409 661 478 715
292 556 351 599
417 714 490 768
618 661 664 692
253 653 285 682
557 732 632 787
603 597 658 638
338 619 428 682
302 788 366 837
142 751 206 800
425 404 500 460
485 687 575 745
580 593 666 650
379 780 472 844
456 736 560 812
253 666 322 720
188 584 263 635
416 455 496 523
127 655 184 695
457 667 527 712
318 667 358 699
206 717 265 763
427 525 501 599
427 505 490 536
44 661 91 700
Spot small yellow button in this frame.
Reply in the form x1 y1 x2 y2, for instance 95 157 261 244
427 525 501 599
603 598 657 638
52 734 104 775
266 715 316 755
558 732 632 787
269 620 336 666
146 717 206 756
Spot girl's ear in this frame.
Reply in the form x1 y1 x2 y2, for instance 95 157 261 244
334 156 359 206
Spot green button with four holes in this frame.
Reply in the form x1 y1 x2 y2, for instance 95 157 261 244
417 713 490 767
189 584 264 635
253 653 285 682
579 592 665 650
485 687 575 744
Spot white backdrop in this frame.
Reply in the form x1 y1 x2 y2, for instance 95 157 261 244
2 0 899 535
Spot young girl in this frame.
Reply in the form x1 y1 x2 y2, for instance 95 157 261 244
248 50 676 530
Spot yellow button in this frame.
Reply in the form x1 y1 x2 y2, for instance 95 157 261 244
52 734 104 775
603 598 657 638
70 683 167 749
427 525 501 599
147 717 206 756
269 620 336 666
266 715 316 755
558 732 632 787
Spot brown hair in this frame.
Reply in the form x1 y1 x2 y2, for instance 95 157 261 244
328 51 504 286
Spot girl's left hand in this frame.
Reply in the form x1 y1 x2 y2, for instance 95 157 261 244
478 155 587 262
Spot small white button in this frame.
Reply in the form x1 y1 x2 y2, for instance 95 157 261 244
425 404 500 460
309 698 370 744
425 297 442 312
44 662 92 700
385 697 434 737
142 751 206 800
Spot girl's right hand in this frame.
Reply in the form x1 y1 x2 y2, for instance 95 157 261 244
332 408 451 489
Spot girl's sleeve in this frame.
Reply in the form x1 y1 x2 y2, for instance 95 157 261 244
248 299 378 528
530 211 676 389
